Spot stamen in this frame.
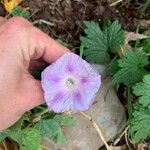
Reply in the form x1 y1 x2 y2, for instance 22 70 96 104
66 78 74 88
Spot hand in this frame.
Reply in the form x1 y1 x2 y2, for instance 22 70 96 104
0 16 68 131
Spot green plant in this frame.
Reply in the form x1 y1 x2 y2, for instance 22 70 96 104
12 6 30 19
80 20 125 64
112 50 148 85
80 20 150 143
0 110 74 149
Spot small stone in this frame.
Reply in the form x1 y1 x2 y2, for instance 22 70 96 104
41 137 58 150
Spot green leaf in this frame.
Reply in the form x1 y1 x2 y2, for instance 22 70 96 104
112 50 148 85
80 20 125 64
3 117 40 150
80 21 109 64
20 128 41 150
138 38 150 53
12 6 30 19
130 104 150 143
60 115 75 126
133 74 150 109
106 60 120 76
5 127 40 150
4 119 23 143
34 115 74 144
0 132 6 142
55 128 65 144
103 20 125 53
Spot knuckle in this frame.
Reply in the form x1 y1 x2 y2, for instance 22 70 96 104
4 16 32 30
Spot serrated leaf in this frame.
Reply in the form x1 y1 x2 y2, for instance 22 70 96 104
133 74 150 109
130 105 150 143
103 20 125 53
80 21 109 64
34 115 74 144
112 50 148 85
80 20 124 64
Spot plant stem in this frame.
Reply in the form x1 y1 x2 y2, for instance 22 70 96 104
127 87 133 122
80 45 84 58
80 111 112 150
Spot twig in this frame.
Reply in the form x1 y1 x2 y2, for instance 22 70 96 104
26 108 49 127
80 111 112 150
4 14 11 19
29 10 39 19
125 129 132 150
109 0 123 7
114 125 129 145
33 19 55 26
41 145 51 150
32 108 49 123
2 141 8 150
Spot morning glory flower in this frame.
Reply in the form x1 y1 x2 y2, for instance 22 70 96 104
41 52 101 113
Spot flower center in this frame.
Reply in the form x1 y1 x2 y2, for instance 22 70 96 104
66 78 75 88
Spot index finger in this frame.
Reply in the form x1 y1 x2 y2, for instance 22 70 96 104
31 27 69 63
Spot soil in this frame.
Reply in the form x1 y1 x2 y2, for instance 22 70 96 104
1 0 149 50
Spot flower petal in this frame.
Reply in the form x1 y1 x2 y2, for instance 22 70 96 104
71 90 96 111
45 91 71 113
65 53 99 76
80 75 101 92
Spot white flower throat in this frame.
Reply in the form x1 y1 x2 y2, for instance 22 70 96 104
66 78 75 88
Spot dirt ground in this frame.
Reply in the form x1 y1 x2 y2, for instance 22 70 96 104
1 0 149 51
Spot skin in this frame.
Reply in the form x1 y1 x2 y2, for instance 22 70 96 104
0 16 68 131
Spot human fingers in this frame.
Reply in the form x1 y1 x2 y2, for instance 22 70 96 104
29 27 69 63
0 17 6 26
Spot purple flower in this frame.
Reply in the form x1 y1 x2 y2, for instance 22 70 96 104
41 52 101 113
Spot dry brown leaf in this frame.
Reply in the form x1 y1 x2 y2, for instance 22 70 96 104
137 143 150 150
138 19 150 29
109 145 127 150
137 143 144 150
124 31 148 49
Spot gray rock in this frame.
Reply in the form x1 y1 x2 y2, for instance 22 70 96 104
91 64 106 78
41 137 58 150
58 77 126 150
